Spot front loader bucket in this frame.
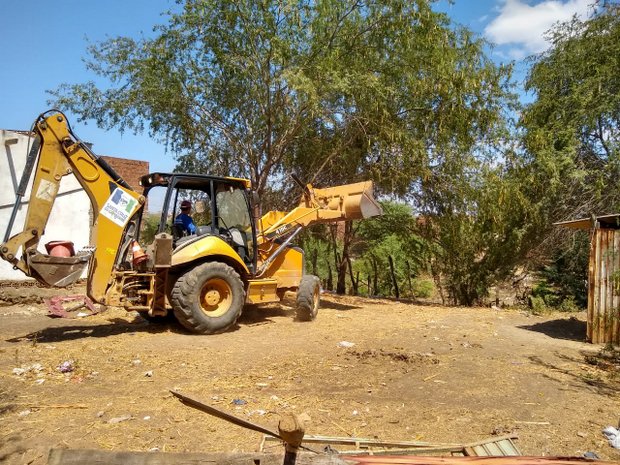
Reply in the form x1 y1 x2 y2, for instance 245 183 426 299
259 179 383 240
310 181 383 220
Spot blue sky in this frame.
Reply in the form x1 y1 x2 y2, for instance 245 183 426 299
0 0 592 174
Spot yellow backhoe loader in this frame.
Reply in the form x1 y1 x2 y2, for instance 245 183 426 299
1 110 382 334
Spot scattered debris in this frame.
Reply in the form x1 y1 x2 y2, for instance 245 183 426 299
260 432 523 457
45 295 98 318
57 360 75 373
338 341 355 348
107 414 133 424
232 399 247 405
602 426 620 449
12 363 44 377
345 348 439 365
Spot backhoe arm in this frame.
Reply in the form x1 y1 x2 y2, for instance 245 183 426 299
0 111 144 302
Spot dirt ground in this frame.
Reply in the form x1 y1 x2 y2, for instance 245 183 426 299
1 285 619 464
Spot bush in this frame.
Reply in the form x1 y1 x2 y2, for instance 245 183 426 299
529 283 581 314
413 279 434 299
140 214 161 244
529 295 549 315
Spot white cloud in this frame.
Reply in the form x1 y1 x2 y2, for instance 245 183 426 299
484 0 591 55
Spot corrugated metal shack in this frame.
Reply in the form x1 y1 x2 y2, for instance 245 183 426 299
556 214 620 344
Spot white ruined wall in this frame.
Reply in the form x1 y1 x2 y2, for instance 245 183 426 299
0 130 91 280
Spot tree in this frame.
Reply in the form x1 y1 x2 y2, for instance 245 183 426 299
417 157 542 306
353 202 426 296
518 3 620 308
520 3 620 222
50 1 513 201
49 0 522 304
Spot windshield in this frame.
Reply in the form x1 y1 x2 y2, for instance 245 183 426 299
216 186 251 231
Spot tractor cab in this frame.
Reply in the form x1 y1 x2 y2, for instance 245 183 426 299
140 173 257 271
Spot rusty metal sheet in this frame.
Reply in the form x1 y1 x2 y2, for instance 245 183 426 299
342 457 614 465
555 214 620 230
463 438 520 457
588 228 620 344
261 434 521 457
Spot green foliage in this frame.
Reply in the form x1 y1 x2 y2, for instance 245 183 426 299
47 0 544 307
300 201 429 298
536 230 589 310
354 202 428 297
49 0 514 203
515 5 620 312
140 213 162 244
412 278 434 299
529 295 549 315
416 157 541 306
520 4 620 221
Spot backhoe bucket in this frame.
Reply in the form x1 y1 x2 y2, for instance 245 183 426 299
27 252 91 287
309 181 382 220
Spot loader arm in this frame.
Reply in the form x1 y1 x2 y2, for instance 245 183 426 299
259 181 382 244
0 111 144 302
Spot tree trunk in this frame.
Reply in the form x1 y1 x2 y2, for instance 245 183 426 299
347 255 358 295
334 222 353 295
406 260 414 299
310 248 318 276
372 258 378 296
327 263 333 291
388 255 399 299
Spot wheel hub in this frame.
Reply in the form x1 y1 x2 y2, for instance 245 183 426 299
205 289 221 306
199 277 233 317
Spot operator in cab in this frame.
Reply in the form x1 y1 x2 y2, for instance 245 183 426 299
174 200 196 235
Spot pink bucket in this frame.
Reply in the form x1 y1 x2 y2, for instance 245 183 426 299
45 241 75 258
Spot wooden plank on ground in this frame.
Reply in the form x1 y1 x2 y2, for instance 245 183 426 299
48 449 282 465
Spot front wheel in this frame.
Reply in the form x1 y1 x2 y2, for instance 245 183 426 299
296 275 320 321
171 262 245 334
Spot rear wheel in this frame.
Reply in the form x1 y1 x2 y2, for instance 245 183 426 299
296 275 320 321
171 262 245 334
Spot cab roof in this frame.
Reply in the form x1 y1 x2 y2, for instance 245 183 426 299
140 172 252 190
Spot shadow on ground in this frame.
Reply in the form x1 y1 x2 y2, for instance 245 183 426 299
319 300 362 311
518 316 587 342
5 317 185 343
238 304 290 325
528 353 619 396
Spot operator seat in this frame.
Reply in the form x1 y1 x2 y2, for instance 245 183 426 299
229 228 249 262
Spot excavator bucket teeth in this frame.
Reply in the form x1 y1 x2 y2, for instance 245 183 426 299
311 181 382 220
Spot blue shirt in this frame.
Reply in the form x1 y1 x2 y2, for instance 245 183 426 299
174 213 196 235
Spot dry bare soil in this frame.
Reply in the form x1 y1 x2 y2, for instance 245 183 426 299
1 286 619 464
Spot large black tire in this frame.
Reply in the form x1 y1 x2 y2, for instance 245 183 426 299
171 262 245 334
296 275 321 321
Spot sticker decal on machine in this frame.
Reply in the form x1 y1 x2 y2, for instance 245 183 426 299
100 188 138 227
35 179 58 202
